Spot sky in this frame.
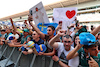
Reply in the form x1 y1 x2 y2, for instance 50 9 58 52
0 0 61 18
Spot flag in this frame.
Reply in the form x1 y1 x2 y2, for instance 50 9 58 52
37 23 58 35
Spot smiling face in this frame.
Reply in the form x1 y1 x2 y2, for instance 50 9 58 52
62 36 73 51
75 36 79 45
47 27 54 36
32 31 40 40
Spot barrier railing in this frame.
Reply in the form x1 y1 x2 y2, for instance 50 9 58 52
0 44 59 67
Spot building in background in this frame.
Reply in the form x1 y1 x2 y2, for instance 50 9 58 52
0 0 100 31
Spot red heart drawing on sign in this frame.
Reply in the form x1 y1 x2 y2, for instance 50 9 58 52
66 10 76 19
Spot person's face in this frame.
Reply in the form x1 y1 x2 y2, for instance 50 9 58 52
47 27 54 36
6 29 11 33
27 37 31 42
32 31 40 40
23 32 28 36
75 36 79 45
1 31 5 35
86 46 99 56
63 37 73 51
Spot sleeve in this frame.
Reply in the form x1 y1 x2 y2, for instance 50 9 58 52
7 34 14 40
77 47 83 54
68 56 79 67
70 32 75 40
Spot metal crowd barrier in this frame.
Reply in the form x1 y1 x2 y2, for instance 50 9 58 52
0 44 59 67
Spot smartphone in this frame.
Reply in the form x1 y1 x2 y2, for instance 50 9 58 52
29 10 33 15
86 52 91 60
59 21 62 24
76 20 79 27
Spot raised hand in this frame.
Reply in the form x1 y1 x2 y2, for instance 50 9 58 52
52 55 59 62
57 30 66 37
28 15 33 22
88 57 99 67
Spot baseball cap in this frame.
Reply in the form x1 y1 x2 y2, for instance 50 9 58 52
79 32 96 45
23 28 29 32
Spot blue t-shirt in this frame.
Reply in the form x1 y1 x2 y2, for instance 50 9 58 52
32 38 44 45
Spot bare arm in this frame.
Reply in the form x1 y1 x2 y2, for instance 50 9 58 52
49 30 65 48
52 55 70 67
38 48 56 56
10 18 17 32
66 40 83 60
28 15 45 39
91 25 100 36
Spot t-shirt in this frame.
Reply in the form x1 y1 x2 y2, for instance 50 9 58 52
5 33 12 40
57 42 79 67
32 38 44 45
78 47 100 67
7 34 19 40
44 34 54 52
21 35 31 44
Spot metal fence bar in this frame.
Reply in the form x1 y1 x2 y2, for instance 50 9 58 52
0 45 3 50
42 56 45 67
30 54 36 67
0 46 8 59
4 47 16 67
14 51 22 67
49 59 54 67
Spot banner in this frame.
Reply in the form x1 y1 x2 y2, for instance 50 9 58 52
30 2 50 25
37 23 58 35
53 7 77 30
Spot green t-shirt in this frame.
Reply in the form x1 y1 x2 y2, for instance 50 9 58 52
21 35 31 44
78 48 100 67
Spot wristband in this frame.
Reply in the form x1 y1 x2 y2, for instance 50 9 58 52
56 59 60 63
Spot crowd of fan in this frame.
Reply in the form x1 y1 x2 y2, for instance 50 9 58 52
0 16 100 67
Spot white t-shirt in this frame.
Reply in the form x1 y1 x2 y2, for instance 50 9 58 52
7 34 19 40
57 42 79 67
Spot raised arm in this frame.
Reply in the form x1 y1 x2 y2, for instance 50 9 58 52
91 25 100 36
10 18 17 31
28 15 45 39
66 40 82 60
49 30 65 48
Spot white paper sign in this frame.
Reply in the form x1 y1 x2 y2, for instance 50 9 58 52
30 2 50 25
53 7 77 30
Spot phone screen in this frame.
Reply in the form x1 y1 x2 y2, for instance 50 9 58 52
29 10 33 15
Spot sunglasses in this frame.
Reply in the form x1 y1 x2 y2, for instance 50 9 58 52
32 34 36 35
63 41 71 43
47 30 51 31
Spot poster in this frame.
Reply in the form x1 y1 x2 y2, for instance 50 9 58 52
30 2 50 25
53 7 77 31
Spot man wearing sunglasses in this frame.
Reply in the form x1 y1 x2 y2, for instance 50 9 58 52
28 15 56 56
49 30 79 67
